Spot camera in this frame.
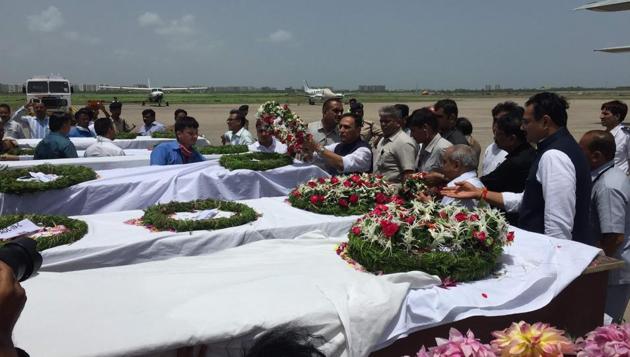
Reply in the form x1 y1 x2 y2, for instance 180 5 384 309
0 238 42 282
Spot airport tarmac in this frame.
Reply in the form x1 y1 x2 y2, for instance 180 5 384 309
117 97 604 150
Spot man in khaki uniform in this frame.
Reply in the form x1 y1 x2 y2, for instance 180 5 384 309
373 105 417 183
308 98 343 146
350 101 382 148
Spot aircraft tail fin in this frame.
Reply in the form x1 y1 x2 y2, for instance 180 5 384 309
303 80 310 92
147 78 151 89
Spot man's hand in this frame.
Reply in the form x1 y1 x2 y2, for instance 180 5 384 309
0 261 26 355
440 181 482 199
301 137 318 156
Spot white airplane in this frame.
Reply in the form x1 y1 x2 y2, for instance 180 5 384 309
98 79 207 106
576 0 630 52
303 80 343 105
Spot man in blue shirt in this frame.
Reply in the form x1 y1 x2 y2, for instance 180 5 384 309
34 113 78 159
138 109 166 136
150 116 204 165
68 108 96 138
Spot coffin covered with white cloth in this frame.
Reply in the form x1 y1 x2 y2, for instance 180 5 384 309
16 136 211 150
0 161 329 215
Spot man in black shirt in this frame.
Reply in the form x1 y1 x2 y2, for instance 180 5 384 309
480 111 536 225
433 99 469 146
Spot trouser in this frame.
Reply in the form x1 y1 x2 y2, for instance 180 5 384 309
605 283 630 323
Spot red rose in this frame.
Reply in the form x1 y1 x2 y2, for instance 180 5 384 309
283 104 289 110
291 190 301 198
375 204 389 212
330 177 340 185
473 230 487 242
380 220 400 238
343 180 352 188
507 231 515 242
469 214 480 221
287 134 294 142
455 212 468 222
350 174 361 183
351 226 362 236
349 194 359 204
405 216 415 225
318 195 326 203
318 177 326 184
375 193 389 204
308 181 317 188
310 195 319 205
438 210 448 219
391 195 406 205
338 198 349 208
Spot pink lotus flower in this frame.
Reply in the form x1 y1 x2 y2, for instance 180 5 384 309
415 328 496 357
491 321 575 357
576 323 630 357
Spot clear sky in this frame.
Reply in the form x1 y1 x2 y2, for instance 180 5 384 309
1 0 630 90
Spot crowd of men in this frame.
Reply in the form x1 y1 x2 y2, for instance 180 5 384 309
1 93 629 320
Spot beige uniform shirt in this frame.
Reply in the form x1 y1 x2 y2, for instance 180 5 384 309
308 120 340 146
374 129 418 183
360 119 383 148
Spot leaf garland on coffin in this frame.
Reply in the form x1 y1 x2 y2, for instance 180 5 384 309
0 164 97 195
219 152 293 171
0 214 88 251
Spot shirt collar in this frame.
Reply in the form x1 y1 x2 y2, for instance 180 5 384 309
610 124 623 135
591 160 614 181
424 133 443 152
447 170 478 187
97 136 113 143
384 128 403 142
317 121 338 135
233 127 246 137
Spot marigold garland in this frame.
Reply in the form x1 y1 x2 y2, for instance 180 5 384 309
346 200 513 281
0 164 97 195
288 173 398 216
0 214 88 251
141 199 258 232
220 152 293 171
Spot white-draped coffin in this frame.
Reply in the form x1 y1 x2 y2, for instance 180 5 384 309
2 154 221 170
0 161 329 215
16 136 211 150
13 230 599 357
42 197 360 272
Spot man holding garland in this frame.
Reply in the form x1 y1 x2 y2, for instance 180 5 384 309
150 116 204 165
303 113 372 175
248 119 287 154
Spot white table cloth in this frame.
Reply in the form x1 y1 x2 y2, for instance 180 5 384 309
42 196 360 272
16 136 211 150
2 154 221 170
0 161 329 215
13 229 599 357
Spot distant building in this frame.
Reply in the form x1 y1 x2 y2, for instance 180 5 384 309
358 85 386 92
0 83 22 93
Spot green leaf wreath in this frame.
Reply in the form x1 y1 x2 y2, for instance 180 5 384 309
344 200 513 282
0 214 88 251
288 173 397 216
198 145 248 155
220 152 293 171
5 148 35 156
141 199 258 232
0 164 97 195
151 131 176 139
115 132 139 140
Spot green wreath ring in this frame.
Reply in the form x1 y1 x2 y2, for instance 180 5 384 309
115 132 139 140
141 199 259 232
198 145 248 155
0 164 97 195
220 152 293 171
151 131 176 139
6 148 35 156
0 214 88 251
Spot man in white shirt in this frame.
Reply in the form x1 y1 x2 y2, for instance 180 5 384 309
441 92 592 244
248 119 287 154
440 145 484 209
481 101 522 176
11 101 49 139
0 104 25 139
137 109 166 136
600 100 630 175
222 109 255 146
84 118 125 157
303 113 372 175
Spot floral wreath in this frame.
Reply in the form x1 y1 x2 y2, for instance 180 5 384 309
0 214 88 251
288 173 399 216
115 132 139 140
344 200 513 282
140 199 258 232
0 164 97 195
151 131 176 139
220 152 293 171
198 145 249 155
255 101 311 157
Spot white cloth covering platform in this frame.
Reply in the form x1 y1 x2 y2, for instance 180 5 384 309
16 136 211 150
0 161 329 215
13 229 598 357
42 196 360 272
2 153 221 170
